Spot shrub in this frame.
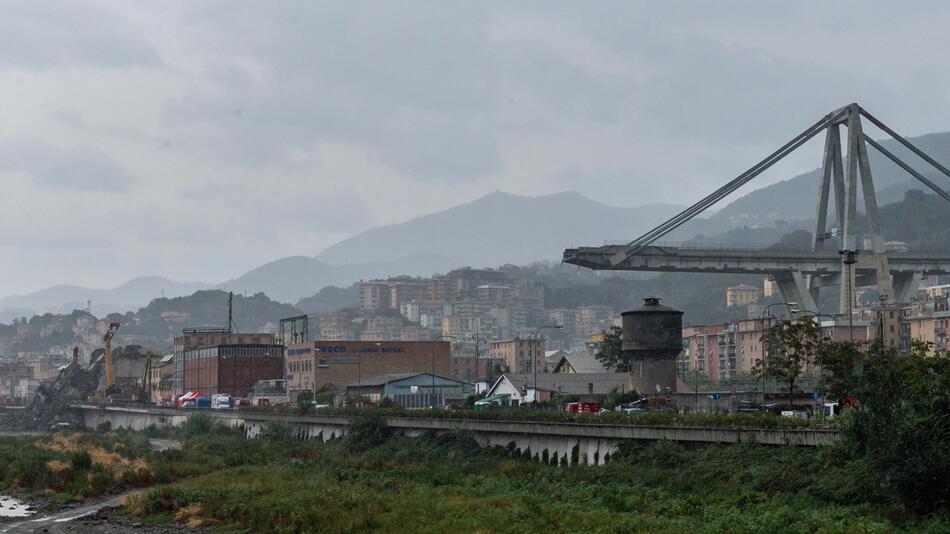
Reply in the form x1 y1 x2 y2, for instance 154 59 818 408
258 421 296 443
345 412 391 451
179 413 216 439
69 450 92 471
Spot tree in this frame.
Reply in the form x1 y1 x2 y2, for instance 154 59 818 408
594 326 627 372
814 340 863 405
755 318 819 408
817 341 950 512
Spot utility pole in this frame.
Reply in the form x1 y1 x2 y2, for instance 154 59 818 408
532 325 562 403
840 250 858 342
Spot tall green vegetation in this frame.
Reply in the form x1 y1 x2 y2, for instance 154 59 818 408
119 425 948 532
818 340 950 513
593 325 625 371
757 317 820 407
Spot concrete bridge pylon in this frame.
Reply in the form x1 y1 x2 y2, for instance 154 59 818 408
563 103 950 314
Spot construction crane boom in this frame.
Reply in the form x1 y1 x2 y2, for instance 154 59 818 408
104 322 120 388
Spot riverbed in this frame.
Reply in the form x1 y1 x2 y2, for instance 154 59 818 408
0 497 32 519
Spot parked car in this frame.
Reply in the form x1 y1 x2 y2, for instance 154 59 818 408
156 400 173 408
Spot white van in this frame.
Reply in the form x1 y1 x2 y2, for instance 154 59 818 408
211 394 233 409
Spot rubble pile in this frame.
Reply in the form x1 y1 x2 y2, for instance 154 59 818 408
21 360 101 430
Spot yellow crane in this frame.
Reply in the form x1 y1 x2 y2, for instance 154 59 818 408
103 322 120 389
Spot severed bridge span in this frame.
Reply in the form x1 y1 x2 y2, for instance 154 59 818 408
563 104 950 314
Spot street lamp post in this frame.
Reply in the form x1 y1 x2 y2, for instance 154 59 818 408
532 325 563 403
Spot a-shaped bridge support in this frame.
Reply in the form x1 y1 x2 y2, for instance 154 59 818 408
565 104 950 314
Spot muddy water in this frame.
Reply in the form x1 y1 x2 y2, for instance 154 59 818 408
0 497 32 519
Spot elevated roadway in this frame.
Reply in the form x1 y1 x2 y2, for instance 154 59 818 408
563 244 950 276
71 404 838 466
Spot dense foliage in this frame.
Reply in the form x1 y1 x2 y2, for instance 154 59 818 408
818 340 950 514
756 317 820 408
117 418 946 532
593 325 625 371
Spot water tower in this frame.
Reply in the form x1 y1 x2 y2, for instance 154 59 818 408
622 297 683 395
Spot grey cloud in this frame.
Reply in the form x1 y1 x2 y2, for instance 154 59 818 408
49 109 88 129
161 2 503 181
176 180 374 235
0 140 135 191
0 2 162 69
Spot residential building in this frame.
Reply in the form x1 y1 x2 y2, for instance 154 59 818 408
358 280 391 311
543 349 568 371
450 353 505 382
486 373 633 404
389 278 429 310
477 285 512 306
319 311 355 341
551 353 609 374
360 315 430 342
447 267 509 295
545 309 578 338
726 285 763 307
575 305 614 339
489 338 544 374
426 276 459 303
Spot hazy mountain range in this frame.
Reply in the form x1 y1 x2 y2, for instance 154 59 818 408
0 277 212 323
5 128 950 320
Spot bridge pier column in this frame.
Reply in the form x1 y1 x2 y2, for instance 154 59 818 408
893 271 922 304
775 271 818 313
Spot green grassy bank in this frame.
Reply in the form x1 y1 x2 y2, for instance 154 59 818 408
2 412 946 533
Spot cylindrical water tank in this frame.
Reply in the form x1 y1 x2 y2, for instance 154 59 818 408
621 297 683 359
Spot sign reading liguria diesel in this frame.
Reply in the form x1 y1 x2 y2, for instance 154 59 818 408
288 345 408 356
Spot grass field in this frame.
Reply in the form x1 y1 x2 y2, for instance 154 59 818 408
1 413 947 533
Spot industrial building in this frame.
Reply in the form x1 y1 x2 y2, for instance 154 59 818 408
172 330 277 396
182 343 284 398
284 340 451 399
344 372 473 407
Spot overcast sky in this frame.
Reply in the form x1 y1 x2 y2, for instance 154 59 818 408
2 1 949 296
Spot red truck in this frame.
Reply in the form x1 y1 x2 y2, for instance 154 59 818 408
566 402 601 414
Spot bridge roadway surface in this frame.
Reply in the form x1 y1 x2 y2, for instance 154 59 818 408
71 404 838 466
563 244 950 275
